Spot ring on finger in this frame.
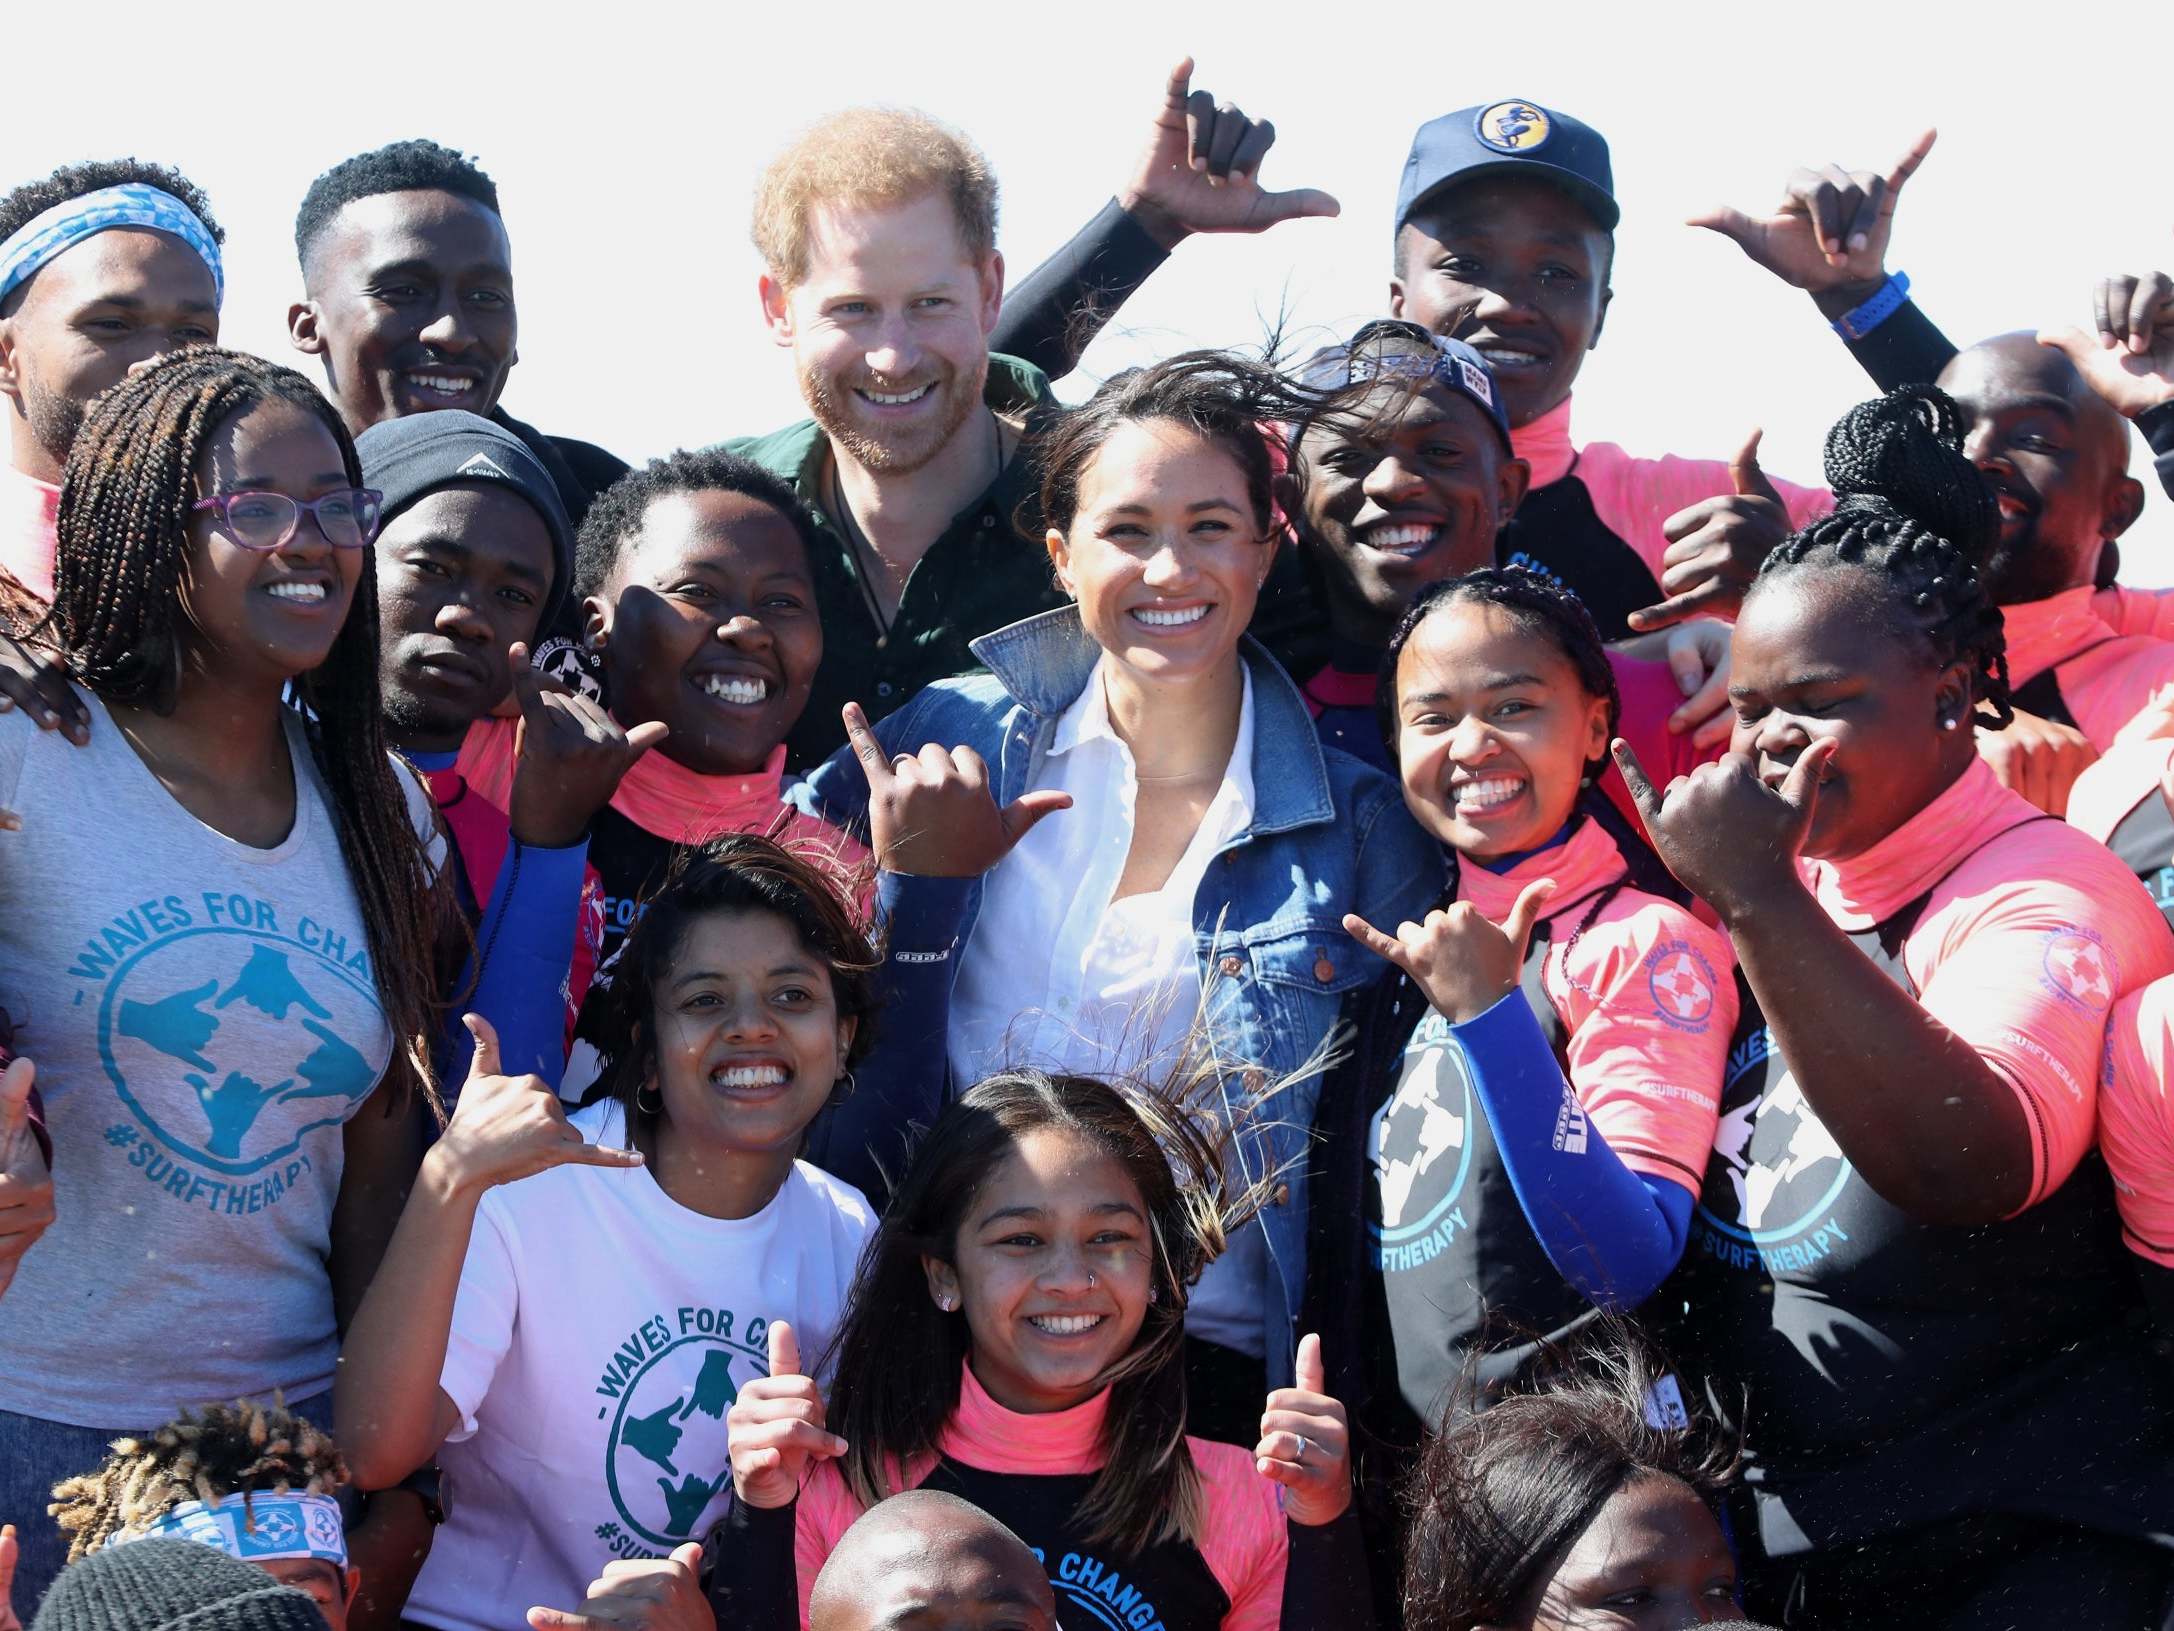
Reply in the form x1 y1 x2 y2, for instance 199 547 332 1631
1293 1434 1310 1465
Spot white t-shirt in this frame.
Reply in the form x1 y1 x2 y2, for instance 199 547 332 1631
405 1101 874 1631
0 694 432 1427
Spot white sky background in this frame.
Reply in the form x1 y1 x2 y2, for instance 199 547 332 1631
10 0 2172 579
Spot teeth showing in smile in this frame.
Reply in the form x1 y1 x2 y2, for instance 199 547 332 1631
713 1063 788 1088
1475 347 1542 367
265 582 329 603
407 373 474 398
1363 522 1443 556
1134 605 1208 628
1453 775 1525 811
860 383 933 405
1027 1313 1104 1335
701 675 768 704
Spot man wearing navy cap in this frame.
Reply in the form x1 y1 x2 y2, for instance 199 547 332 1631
996 86 1833 644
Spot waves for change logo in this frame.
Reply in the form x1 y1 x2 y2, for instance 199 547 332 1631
595 1307 768 1555
75 892 389 1212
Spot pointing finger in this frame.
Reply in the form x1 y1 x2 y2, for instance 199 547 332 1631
1779 736 1837 813
1502 879 1559 961
463 1013 502 1081
1884 127 1937 200
769 1318 802 1378
1294 1331 1326 1395
841 703 894 787
1611 739 1663 824
1341 912 1407 970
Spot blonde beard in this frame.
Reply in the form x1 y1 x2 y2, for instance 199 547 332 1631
798 356 986 476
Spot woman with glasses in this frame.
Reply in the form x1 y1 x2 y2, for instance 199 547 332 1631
0 347 449 1608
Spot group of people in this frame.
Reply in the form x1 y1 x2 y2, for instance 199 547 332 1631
0 60 2171 1631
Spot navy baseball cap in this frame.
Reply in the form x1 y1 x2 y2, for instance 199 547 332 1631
1295 320 1514 452
1395 100 1618 238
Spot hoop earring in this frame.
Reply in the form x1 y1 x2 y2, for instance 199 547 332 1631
635 1080 662 1117
832 1068 857 1101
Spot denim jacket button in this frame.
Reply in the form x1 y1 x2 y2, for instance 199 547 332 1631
1242 1066 1266 1094
1218 954 1244 978
1312 952 1336 983
1272 1182 1291 1207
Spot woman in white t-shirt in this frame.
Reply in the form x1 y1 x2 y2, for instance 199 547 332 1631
0 348 448 1609
335 834 879 1631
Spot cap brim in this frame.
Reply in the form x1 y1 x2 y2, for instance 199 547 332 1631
1402 161 1620 233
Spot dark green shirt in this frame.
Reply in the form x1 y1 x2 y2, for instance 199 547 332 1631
726 354 1065 770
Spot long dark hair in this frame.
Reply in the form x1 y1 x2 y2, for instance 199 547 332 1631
51 346 449 1113
824 1064 1270 1554
586 833 879 1129
1402 1336 1739 1629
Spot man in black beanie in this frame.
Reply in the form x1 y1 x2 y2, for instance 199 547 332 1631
31 1539 324 1631
358 410 658 1090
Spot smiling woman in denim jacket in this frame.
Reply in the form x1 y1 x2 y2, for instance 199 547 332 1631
792 350 1436 1437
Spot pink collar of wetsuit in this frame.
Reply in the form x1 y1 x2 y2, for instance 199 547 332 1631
1509 396 1578 489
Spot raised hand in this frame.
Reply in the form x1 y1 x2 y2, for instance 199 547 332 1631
726 1320 846 1510
844 702 1070 878
1254 1334 1352 1526
429 1015 643 1196
1630 429 1792 632
1662 619 1736 749
526 1543 712 1631
1117 58 1340 250
506 643 668 849
2038 271 2174 419
1343 879 1556 1025
1613 737 1832 921
1689 129 1936 297
0 1057 53 1302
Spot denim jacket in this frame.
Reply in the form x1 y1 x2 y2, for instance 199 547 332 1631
792 606 1438 1389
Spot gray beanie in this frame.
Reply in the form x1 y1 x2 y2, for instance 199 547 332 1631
31 1538 327 1631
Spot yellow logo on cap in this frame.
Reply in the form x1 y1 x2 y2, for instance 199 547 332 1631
1476 102 1551 153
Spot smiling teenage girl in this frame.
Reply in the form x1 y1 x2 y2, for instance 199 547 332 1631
334 836 878 1631
0 348 446 1607
1620 388 2174 1626
713 1068 1366 1631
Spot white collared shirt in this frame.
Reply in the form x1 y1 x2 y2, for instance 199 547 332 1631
949 658 1270 1357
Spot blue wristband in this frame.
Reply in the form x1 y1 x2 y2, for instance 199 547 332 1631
1831 270 1911 341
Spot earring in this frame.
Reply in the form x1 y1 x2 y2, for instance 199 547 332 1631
1086 1271 1097 1289
936 1294 958 1312
1148 1286 1160 1305
1940 714 1960 732
635 1080 662 1117
832 1069 857 1099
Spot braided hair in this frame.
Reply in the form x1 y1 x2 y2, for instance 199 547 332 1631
48 1399 348 1563
1754 385 2012 728
1377 564 1620 777
50 346 451 1114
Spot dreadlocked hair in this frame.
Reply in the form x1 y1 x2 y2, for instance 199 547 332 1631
1755 385 2012 728
49 1399 348 1563
51 346 452 1115
1377 565 1619 773
824 1049 1290 1558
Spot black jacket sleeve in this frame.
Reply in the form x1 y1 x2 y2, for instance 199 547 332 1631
2138 400 2174 502
1281 1511 1376 1631
991 199 1172 381
1839 297 1959 393
708 1496 799 1631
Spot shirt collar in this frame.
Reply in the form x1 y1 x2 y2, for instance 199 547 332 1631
1050 660 1259 827
1509 394 1578 489
941 1359 1110 1476
1457 810 1626 920
1808 756 2035 929
1997 584 2114 687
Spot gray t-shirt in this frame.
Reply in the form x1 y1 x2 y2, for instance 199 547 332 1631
0 694 425 1427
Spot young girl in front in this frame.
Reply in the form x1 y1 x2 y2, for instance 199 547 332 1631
1621 387 2174 1625
712 1068 1369 1631
333 835 879 1631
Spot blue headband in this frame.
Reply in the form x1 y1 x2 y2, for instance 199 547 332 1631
109 1493 346 1569
0 183 223 311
